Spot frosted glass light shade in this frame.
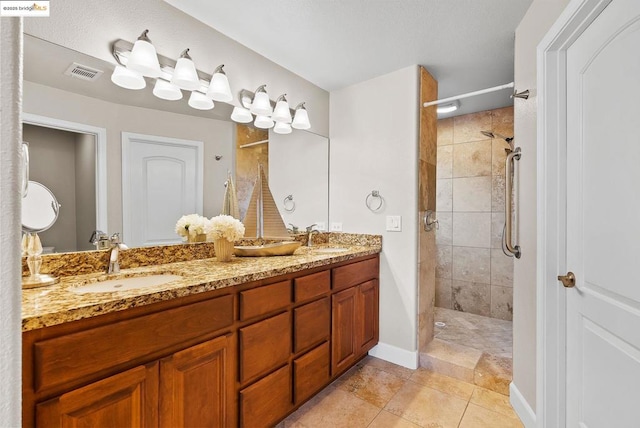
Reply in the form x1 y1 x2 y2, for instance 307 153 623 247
171 57 200 91
272 100 292 123
291 107 311 130
111 65 146 90
231 106 253 123
127 39 161 78
153 79 183 100
254 115 274 129
206 72 232 102
250 91 272 116
188 91 214 110
273 121 292 134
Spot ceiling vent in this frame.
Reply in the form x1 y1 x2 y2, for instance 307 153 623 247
64 62 104 81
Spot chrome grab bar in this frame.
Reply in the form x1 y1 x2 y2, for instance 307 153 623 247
504 147 521 258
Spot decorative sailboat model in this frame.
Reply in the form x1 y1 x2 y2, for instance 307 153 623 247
234 165 301 256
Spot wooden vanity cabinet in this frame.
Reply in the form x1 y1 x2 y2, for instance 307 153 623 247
24 254 380 428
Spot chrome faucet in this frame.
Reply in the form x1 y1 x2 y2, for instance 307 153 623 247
107 233 127 274
306 224 318 247
89 230 110 250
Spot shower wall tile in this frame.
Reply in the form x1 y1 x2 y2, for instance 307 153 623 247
491 106 514 138
436 244 453 279
437 145 453 178
437 117 453 146
452 213 491 248
491 212 505 249
452 246 491 284
452 280 491 317
452 177 492 212
491 139 511 177
491 249 514 287
435 212 452 246
491 175 505 212
436 178 453 212
490 286 513 321
452 140 492 177
453 110 492 144
436 278 453 309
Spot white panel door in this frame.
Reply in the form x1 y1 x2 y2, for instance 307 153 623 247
565 1 640 426
122 133 203 247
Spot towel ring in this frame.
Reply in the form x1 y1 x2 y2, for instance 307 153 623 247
283 194 296 212
365 190 384 212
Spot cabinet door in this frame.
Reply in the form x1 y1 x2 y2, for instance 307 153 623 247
159 334 235 428
331 287 358 375
357 280 379 355
36 363 159 427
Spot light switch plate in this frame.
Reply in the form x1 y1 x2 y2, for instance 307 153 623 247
386 215 402 232
330 222 343 232
315 222 326 231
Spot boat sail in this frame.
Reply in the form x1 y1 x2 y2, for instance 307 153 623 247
242 164 290 239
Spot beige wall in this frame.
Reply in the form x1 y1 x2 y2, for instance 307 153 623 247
24 81 235 241
435 107 515 321
513 0 571 414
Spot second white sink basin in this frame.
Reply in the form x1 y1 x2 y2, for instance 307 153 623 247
72 274 183 294
313 247 349 253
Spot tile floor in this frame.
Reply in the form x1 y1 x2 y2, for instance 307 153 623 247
277 356 523 428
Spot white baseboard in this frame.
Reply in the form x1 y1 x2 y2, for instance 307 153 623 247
510 382 536 428
368 342 418 369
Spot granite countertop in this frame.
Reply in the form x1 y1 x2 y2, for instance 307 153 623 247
22 244 380 332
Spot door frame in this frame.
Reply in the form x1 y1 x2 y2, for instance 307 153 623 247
121 132 204 245
536 0 612 426
22 113 108 232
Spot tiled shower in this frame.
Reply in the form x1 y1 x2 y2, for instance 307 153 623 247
435 107 514 321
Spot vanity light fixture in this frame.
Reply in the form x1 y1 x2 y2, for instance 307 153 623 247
171 49 200 91
126 30 161 78
291 103 311 130
231 106 253 123
152 79 183 101
250 85 273 116
188 91 214 110
436 100 460 114
272 94 292 124
111 65 146 90
254 115 275 129
273 121 292 135
206 65 233 102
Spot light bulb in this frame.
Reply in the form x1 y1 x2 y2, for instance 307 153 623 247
254 115 274 129
171 49 200 91
206 65 233 102
273 121 292 134
188 91 214 110
231 106 253 123
126 30 161 78
111 65 146 90
153 79 183 100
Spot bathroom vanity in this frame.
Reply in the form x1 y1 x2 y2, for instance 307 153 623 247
21 239 380 427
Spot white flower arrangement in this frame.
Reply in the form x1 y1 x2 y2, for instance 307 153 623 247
175 214 209 238
206 214 245 242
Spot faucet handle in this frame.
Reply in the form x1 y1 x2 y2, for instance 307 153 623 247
306 224 317 232
109 233 121 245
89 230 107 244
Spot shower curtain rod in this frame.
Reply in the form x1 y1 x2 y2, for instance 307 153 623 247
423 82 515 108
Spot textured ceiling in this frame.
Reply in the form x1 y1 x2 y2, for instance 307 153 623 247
165 0 533 116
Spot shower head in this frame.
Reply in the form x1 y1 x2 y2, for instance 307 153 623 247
481 130 515 150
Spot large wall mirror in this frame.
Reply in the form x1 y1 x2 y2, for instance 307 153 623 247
23 34 329 252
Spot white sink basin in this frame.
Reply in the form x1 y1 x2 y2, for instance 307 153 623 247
71 274 183 294
313 247 349 253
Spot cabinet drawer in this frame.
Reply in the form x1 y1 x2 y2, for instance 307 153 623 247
294 270 330 302
240 280 291 321
33 295 234 393
294 342 330 404
332 257 379 291
240 364 291 428
294 298 330 354
239 312 291 384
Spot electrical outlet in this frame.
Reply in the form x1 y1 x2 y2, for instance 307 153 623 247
315 222 326 231
386 215 402 232
330 222 343 232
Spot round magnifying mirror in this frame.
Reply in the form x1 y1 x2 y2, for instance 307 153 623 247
22 181 61 233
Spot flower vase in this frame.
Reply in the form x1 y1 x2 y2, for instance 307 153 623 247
214 238 234 262
188 233 207 243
